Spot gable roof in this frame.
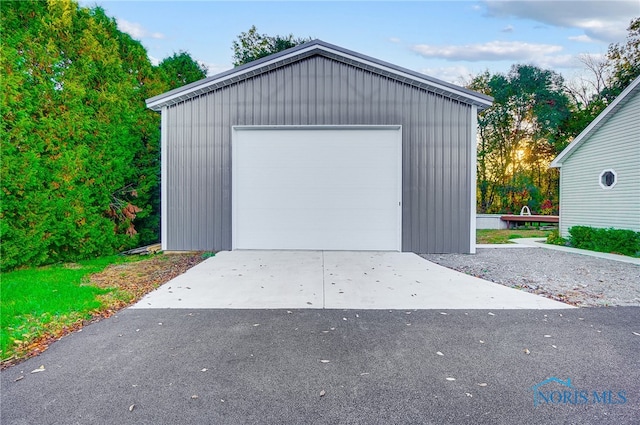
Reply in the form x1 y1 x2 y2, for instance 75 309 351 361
550 75 640 168
146 39 493 112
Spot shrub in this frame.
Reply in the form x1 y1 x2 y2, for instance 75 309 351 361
546 230 567 246
567 226 640 257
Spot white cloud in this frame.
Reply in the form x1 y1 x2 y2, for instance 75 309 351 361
501 24 514 33
148 55 160 66
533 54 582 69
411 40 563 61
420 65 475 85
568 34 594 43
482 0 636 42
389 37 401 44
117 18 165 40
203 63 232 77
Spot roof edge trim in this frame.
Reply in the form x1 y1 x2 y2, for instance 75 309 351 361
550 75 640 168
146 40 493 111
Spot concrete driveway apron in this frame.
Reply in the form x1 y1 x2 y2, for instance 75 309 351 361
133 251 570 310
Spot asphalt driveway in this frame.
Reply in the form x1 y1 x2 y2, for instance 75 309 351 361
132 251 570 309
2 308 639 424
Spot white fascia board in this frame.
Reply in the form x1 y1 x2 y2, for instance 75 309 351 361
470 105 478 254
550 76 640 168
147 44 493 111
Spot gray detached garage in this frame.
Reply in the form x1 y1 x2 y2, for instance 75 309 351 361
146 40 492 254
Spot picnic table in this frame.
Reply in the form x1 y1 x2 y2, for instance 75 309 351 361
500 214 559 228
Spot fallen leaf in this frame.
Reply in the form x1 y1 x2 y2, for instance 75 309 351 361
544 335 552 338
446 377 456 381
330 327 335 331
524 348 530 355
479 340 485 344
477 383 488 387
436 352 444 356
465 393 473 397
488 312 495 316
633 332 640 336
191 395 199 399
287 311 292 314
129 404 135 412
552 345 557 349
319 390 326 397
14 376 24 382
355 314 359 318
253 324 260 327
30 366 45 374
343 318 347 321
201 368 208 372
320 360 330 363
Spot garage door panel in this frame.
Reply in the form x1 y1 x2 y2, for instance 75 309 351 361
233 127 401 251
239 188 399 210
238 208 398 231
237 166 396 188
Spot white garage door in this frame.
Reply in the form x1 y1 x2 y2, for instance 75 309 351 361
232 126 402 251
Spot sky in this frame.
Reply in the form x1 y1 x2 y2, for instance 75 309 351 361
77 0 639 84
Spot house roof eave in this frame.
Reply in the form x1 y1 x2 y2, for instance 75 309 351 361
550 75 640 168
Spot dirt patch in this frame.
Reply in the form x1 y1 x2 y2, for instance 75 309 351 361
89 253 206 310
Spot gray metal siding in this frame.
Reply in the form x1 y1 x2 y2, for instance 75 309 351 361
164 55 473 253
559 91 640 236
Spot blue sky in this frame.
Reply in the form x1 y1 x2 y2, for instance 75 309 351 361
78 1 638 84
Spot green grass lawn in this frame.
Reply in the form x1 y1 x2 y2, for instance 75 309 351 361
476 228 553 244
0 255 140 363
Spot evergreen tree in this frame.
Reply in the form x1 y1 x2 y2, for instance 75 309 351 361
0 0 164 270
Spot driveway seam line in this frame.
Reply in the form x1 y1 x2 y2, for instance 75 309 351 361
322 251 326 309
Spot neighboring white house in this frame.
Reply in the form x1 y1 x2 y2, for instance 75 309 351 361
550 76 640 237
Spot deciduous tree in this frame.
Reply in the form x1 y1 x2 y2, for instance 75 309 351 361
467 65 572 214
157 51 208 89
232 25 311 66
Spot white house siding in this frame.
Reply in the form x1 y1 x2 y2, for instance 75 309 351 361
559 92 640 236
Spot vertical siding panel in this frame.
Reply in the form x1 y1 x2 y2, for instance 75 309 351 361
426 94 436 252
446 102 460 252
442 97 452 252
409 85 419 249
298 61 308 125
221 86 232 248
205 95 215 248
418 91 428 250
214 85 224 248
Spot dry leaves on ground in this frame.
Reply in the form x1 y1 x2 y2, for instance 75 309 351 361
2 253 205 369
89 253 206 311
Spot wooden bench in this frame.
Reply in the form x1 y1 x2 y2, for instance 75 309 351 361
500 215 559 229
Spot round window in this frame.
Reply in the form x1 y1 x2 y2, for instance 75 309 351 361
599 169 617 189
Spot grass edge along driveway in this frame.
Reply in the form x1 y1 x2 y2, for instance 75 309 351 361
1 253 205 368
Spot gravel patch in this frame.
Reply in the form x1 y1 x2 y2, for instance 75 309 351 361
422 248 640 307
